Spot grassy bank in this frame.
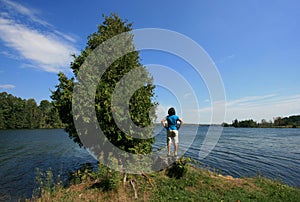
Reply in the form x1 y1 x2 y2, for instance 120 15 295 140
29 158 300 202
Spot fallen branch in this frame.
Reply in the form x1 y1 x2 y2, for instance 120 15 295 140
141 171 154 186
130 179 138 199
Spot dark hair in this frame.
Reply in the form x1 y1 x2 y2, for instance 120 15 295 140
168 107 176 116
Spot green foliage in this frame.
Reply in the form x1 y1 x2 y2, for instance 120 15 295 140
94 164 120 191
39 100 62 128
0 92 63 129
166 157 194 179
226 115 300 128
51 73 77 141
230 119 257 128
34 168 62 198
69 163 119 191
69 163 95 184
274 116 300 128
259 119 273 128
238 119 257 128
24 99 40 128
51 13 157 155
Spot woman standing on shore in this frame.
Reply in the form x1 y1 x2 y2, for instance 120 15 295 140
161 107 183 156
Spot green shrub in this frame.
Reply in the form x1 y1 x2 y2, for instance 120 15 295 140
166 157 194 179
69 163 119 191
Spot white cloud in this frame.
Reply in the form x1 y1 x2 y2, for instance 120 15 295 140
0 0 78 73
1 0 50 27
152 93 300 124
0 84 15 89
225 94 276 107
225 94 300 122
53 30 77 43
193 93 300 124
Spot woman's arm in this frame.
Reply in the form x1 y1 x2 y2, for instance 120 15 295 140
177 118 183 130
161 117 167 128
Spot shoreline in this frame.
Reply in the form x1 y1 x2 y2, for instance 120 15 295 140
28 161 300 201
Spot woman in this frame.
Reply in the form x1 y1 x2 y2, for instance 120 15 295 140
161 107 183 156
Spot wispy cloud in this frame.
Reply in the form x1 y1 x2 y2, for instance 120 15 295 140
0 50 20 60
225 94 277 107
217 54 235 64
1 0 50 27
195 93 300 124
0 84 15 89
225 94 300 121
0 0 78 72
183 92 192 99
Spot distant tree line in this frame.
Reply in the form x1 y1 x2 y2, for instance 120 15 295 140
222 115 300 128
0 92 63 129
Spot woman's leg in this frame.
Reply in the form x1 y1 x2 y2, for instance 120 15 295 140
174 142 178 156
168 141 172 156
167 131 172 156
173 130 179 156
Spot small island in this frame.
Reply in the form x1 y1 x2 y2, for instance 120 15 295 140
222 115 300 128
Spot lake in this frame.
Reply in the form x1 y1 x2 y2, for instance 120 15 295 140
154 126 300 186
0 126 299 201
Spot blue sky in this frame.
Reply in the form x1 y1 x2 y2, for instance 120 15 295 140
0 0 299 124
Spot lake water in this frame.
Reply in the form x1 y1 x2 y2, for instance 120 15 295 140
0 126 299 201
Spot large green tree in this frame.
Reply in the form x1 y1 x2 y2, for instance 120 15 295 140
0 92 25 129
51 14 156 157
24 98 40 128
39 100 63 128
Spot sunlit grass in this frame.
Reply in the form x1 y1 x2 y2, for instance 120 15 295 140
28 158 300 202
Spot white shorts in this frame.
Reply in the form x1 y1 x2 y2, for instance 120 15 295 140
167 130 179 144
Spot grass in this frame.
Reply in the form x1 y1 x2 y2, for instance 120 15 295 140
28 158 300 202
